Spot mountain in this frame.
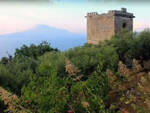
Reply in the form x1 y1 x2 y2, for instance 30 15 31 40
0 24 86 58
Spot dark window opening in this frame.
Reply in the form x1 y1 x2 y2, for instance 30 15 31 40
122 23 127 29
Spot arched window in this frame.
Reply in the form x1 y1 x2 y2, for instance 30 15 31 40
122 22 127 29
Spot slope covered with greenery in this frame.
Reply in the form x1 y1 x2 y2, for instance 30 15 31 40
0 30 150 113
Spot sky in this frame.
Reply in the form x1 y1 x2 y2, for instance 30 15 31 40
0 0 150 35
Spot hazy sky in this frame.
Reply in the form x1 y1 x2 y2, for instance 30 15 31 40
0 0 150 35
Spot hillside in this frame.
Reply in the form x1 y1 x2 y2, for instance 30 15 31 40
0 30 150 113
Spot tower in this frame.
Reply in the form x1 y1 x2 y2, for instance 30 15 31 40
86 8 135 44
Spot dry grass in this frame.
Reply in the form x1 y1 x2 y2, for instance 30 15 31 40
107 59 150 113
0 87 32 113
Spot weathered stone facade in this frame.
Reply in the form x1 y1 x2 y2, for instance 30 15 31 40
86 8 135 44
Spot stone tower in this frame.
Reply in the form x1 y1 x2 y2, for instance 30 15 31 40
86 8 135 44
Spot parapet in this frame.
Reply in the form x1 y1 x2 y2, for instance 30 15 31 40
86 8 135 18
108 8 135 18
86 12 98 17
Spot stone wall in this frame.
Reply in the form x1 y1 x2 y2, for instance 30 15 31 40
114 16 133 34
87 13 115 44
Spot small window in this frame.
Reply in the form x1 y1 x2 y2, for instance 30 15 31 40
122 22 127 29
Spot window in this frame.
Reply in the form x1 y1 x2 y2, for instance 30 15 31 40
122 22 127 29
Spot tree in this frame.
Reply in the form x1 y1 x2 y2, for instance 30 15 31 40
15 41 58 59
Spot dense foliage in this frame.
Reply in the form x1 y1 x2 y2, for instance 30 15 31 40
1 30 150 112
0 98 6 113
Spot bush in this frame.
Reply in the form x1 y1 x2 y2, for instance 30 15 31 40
106 30 150 65
65 46 102 78
15 41 58 59
38 52 66 77
21 64 69 113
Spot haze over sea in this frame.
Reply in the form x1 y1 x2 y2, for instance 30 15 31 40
0 24 86 58
0 0 150 58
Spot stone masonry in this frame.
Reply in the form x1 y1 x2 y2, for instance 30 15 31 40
86 8 135 44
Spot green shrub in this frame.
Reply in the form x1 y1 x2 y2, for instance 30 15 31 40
21 65 69 113
65 46 102 78
15 41 58 59
38 52 66 77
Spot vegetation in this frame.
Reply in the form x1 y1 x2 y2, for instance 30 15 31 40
1 30 150 112
0 86 31 113
0 97 6 113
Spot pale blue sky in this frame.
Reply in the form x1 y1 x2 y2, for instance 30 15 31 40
0 1 150 34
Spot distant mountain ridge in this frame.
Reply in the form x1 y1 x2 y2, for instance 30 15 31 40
0 24 86 58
